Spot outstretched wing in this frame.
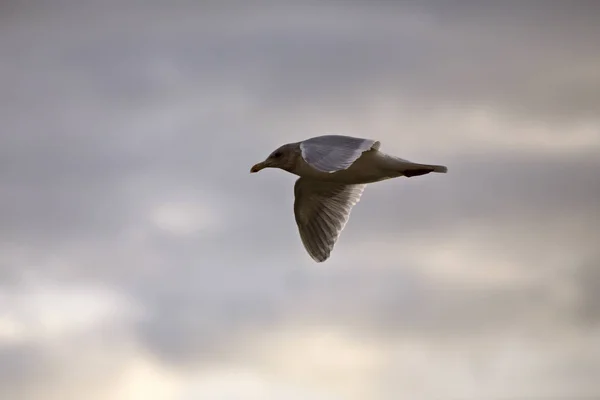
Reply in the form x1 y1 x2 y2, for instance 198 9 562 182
293 177 366 262
299 135 380 173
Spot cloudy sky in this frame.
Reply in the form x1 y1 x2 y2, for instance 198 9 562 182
1 1 599 399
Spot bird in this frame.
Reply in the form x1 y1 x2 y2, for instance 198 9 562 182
250 134 447 262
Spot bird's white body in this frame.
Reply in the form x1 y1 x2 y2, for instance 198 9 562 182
292 149 419 184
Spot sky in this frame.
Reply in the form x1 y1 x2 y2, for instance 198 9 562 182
1 1 599 399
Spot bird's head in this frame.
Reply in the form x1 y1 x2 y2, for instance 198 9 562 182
250 144 297 173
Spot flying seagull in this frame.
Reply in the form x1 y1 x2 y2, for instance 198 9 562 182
250 135 447 262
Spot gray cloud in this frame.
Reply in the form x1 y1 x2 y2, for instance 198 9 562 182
1 1 599 399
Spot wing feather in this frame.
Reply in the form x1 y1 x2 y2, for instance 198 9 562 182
299 135 379 173
293 177 365 262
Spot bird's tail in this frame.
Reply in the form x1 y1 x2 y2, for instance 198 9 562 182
429 164 448 173
402 162 448 177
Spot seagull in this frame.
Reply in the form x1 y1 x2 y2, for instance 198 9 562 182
250 134 447 262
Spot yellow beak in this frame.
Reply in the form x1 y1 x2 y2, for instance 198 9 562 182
250 161 267 173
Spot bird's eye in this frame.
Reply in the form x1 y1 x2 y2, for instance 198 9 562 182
272 151 282 158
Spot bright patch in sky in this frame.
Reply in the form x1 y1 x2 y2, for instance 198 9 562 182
0 277 139 344
150 202 219 235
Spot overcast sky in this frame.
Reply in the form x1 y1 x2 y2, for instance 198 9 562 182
1 1 599 399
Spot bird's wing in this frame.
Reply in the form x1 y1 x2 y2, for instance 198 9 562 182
299 135 380 173
293 177 366 262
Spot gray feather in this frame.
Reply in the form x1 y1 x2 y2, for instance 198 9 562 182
299 135 379 173
293 177 365 262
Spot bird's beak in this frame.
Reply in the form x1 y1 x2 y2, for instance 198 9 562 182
250 161 267 173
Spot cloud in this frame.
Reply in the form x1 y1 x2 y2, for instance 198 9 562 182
0 276 141 345
0 277 148 400
1 1 599 399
